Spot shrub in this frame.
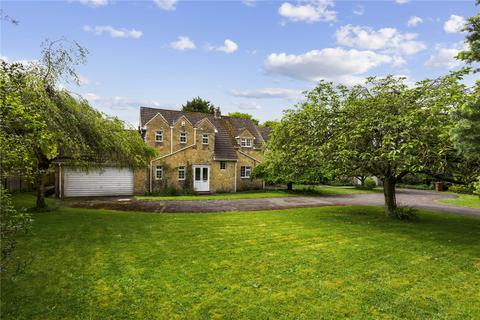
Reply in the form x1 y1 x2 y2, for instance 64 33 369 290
364 178 376 190
473 177 480 198
448 184 472 194
393 207 417 220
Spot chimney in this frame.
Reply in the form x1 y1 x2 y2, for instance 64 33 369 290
213 107 221 119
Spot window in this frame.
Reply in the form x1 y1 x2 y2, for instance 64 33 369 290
241 138 252 147
240 166 251 178
178 166 185 180
180 132 187 144
220 161 226 170
202 134 209 145
155 165 163 180
155 130 163 142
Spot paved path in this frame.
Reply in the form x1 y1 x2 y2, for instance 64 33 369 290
161 189 480 216
71 189 480 216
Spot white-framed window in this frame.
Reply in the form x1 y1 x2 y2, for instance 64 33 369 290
241 138 252 147
178 166 185 180
155 130 163 142
240 166 251 178
202 134 209 145
180 132 187 144
155 165 163 180
220 161 226 170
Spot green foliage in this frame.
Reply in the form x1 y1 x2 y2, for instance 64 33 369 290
181 96 215 113
363 178 377 190
227 112 259 125
261 120 279 129
392 207 418 220
0 187 32 273
451 84 480 157
262 73 472 216
448 184 472 194
456 2 480 69
474 176 480 197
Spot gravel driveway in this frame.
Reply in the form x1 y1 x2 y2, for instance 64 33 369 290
71 189 480 216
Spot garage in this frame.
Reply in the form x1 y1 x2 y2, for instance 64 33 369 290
63 167 134 197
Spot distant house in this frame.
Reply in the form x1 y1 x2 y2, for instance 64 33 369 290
137 106 270 193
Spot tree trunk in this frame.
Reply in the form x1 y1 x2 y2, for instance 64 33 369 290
358 176 366 186
383 176 397 216
287 182 293 191
35 173 47 209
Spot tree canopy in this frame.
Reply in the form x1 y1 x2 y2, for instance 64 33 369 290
1 42 156 208
181 96 215 113
457 1 480 69
226 112 259 125
258 73 475 217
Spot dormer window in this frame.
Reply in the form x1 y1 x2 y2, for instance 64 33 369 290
180 132 187 144
241 138 252 147
202 134 209 145
155 130 163 142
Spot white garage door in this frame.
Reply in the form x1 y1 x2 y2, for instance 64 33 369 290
64 167 134 197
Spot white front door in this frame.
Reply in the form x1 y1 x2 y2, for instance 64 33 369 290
193 165 210 192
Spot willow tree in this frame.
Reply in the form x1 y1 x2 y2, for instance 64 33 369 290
1 40 155 208
261 73 471 217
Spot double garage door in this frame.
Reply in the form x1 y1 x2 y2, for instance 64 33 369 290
64 167 134 197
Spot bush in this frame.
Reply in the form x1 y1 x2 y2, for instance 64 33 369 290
448 184 472 194
364 178 376 190
1 187 32 273
393 207 417 220
473 177 480 198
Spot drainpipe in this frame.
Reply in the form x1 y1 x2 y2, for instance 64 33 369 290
234 161 237 193
58 163 62 198
170 126 173 154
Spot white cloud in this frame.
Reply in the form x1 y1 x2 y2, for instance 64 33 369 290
170 36 196 51
234 101 263 110
264 48 396 85
395 0 409 4
278 0 336 23
229 88 302 101
335 24 426 55
444 15 465 33
353 5 364 16
425 43 464 69
83 25 143 39
242 0 256 7
76 0 109 7
218 39 238 53
407 16 423 27
153 0 177 11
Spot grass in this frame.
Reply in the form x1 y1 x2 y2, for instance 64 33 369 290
438 193 480 209
2 194 479 319
137 185 378 201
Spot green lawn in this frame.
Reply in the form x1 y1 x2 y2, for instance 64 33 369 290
2 194 479 319
137 185 377 201
438 193 480 209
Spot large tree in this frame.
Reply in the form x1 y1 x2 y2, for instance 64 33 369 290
1 40 155 208
181 96 215 113
226 112 259 125
261 73 472 217
457 0 480 69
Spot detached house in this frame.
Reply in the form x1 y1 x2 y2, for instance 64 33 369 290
136 106 270 193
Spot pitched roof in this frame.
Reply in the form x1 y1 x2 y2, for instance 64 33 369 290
140 107 269 160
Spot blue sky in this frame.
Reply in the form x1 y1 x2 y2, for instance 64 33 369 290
1 0 476 126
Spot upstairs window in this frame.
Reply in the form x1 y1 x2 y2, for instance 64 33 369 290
240 166 251 178
202 134 209 145
241 138 252 147
155 165 163 180
178 166 185 180
220 161 226 170
180 132 187 144
155 130 163 142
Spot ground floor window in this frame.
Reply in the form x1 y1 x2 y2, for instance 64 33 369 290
220 161 226 170
155 165 163 180
178 166 185 180
240 166 251 178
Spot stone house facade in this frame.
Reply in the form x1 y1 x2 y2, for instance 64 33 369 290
134 107 270 194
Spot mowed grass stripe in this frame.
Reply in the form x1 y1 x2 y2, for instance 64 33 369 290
2 196 480 319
